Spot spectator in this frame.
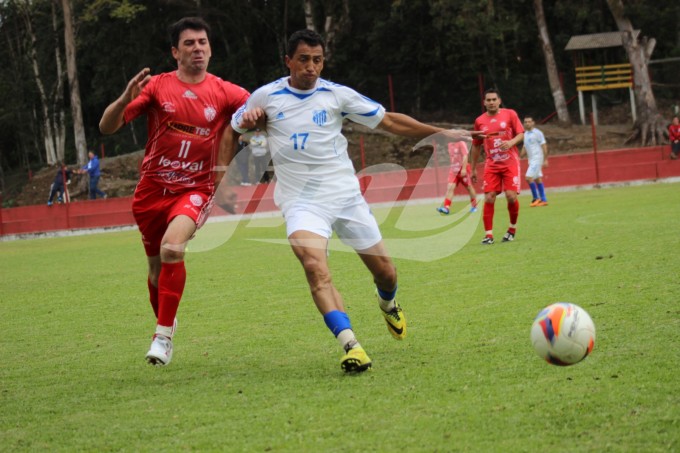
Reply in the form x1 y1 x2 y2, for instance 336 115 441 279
235 135 252 185
47 162 72 206
250 129 270 183
79 151 106 199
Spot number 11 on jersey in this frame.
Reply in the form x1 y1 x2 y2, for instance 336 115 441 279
179 140 191 158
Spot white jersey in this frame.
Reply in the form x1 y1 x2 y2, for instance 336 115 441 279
523 128 546 162
232 77 385 209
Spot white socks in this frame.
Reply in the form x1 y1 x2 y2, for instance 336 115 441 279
337 329 360 352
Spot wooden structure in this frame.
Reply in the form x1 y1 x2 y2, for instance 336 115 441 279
565 31 637 125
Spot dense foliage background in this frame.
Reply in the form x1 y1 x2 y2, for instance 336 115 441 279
0 0 679 182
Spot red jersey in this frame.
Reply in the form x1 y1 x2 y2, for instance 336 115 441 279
472 108 524 170
669 123 680 142
447 141 468 175
124 72 249 193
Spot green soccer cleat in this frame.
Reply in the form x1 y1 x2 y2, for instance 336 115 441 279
340 346 373 373
380 301 407 340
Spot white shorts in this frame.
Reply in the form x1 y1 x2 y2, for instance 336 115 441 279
283 195 382 251
526 160 544 179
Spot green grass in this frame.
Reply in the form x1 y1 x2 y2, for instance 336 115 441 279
1 182 679 452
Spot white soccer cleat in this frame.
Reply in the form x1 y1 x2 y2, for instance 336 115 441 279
145 335 173 366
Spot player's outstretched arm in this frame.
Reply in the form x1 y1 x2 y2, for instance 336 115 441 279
377 112 443 139
99 68 151 135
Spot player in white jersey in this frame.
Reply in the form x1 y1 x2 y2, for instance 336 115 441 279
230 29 446 373
520 116 549 206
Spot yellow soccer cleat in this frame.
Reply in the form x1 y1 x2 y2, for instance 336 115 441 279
340 347 373 373
381 302 407 340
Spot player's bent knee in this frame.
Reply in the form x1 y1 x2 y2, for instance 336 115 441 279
372 262 397 288
160 243 186 262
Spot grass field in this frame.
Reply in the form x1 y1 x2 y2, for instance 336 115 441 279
1 182 679 452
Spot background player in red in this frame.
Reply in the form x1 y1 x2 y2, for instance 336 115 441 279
436 141 478 215
669 116 680 160
98 17 248 366
470 88 524 244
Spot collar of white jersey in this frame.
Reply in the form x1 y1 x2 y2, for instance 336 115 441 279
270 78 332 100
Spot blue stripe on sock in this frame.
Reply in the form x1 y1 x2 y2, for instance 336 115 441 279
323 310 352 337
377 285 397 302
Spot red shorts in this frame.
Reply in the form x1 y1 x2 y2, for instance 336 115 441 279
448 164 472 186
482 161 521 194
132 178 213 256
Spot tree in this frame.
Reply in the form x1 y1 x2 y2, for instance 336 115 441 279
606 0 665 145
61 0 88 164
18 0 66 166
302 0 350 65
533 0 571 125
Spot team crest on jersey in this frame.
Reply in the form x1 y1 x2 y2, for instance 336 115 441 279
204 106 217 122
162 102 176 113
501 121 507 128
190 194 204 207
312 110 328 126
275 112 285 120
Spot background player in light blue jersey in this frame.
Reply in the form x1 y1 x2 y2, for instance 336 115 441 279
520 116 549 206
229 29 448 373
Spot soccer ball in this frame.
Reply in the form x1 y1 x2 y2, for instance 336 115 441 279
531 303 596 366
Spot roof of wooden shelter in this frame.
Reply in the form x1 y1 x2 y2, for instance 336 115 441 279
565 31 641 51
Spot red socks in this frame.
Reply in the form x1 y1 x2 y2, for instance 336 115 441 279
147 277 159 318
483 202 495 232
484 199 519 236
157 261 186 328
508 199 519 226
444 198 452 208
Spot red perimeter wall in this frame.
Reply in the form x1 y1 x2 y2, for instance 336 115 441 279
2 146 679 237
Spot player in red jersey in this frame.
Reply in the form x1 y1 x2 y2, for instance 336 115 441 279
470 88 524 244
436 141 478 215
99 17 249 366
669 116 680 160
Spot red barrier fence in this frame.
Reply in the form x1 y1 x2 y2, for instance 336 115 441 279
2 146 679 237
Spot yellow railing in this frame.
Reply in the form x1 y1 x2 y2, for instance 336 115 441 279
575 63 632 91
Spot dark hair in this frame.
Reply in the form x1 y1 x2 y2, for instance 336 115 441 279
484 88 501 97
169 17 211 48
524 115 534 121
287 29 325 57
